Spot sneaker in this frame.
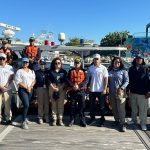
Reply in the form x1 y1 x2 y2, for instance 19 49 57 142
141 124 147 131
127 120 137 125
88 118 96 125
38 119 43 124
80 120 86 127
22 121 29 130
3 120 12 125
68 120 74 127
58 120 64 126
52 121 56 126
26 118 31 125
120 124 126 132
112 121 120 127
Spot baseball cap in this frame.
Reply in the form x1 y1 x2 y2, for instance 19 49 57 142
40 60 46 65
29 37 35 41
74 58 81 63
2 39 8 44
93 54 101 59
135 54 143 59
22 57 29 62
0 53 6 58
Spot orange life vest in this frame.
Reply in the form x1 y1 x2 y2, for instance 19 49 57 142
25 46 38 59
70 69 85 85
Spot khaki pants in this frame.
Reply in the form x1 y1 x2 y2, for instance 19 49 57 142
109 94 126 124
37 87 49 120
49 84 66 121
130 93 148 124
0 90 12 121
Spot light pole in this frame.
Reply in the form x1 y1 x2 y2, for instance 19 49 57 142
119 33 123 46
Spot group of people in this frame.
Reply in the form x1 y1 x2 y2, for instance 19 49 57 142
0 37 150 132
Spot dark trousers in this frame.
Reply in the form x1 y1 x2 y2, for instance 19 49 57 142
89 92 105 119
69 90 85 121
18 88 32 121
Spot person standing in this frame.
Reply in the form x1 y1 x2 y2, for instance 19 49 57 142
22 37 41 71
0 53 14 124
48 57 67 126
0 39 18 65
15 57 36 129
67 58 87 127
108 57 129 132
35 60 49 124
146 67 150 98
87 54 108 126
128 55 149 131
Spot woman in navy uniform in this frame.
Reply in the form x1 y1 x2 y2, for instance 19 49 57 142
48 57 67 126
35 60 49 124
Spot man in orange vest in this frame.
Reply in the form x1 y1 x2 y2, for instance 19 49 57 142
0 39 18 65
67 58 87 127
22 37 41 70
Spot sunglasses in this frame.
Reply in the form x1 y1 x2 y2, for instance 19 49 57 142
55 62 61 65
0 57 5 60
22 61 29 64
75 62 80 64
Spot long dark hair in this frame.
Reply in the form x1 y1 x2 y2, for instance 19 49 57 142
50 57 62 70
109 56 124 71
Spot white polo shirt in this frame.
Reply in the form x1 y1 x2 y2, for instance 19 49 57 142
15 69 35 88
88 64 108 92
0 64 14 91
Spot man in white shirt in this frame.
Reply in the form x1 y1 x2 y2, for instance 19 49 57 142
87 54 108 126
0 53 14 124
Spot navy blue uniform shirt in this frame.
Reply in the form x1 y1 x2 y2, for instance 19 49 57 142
35 69 49 87
48 69 67 85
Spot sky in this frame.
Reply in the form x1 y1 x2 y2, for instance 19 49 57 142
0 0 150 44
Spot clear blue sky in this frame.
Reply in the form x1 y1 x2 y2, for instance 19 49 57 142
0 0 150 44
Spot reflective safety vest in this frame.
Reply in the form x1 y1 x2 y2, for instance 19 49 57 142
25 46 38 59
0 47 12 64
70 69 85 85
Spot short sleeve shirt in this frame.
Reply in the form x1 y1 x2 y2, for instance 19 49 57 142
15 69 35 87
88 64 108 92
0 64 14 91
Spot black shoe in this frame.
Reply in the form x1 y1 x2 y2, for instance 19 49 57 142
112 121 120 127
68 120 74 127
80 120 87 127
98 117 105 127
3 120 12 125
120 124 126 132
88 118 96 125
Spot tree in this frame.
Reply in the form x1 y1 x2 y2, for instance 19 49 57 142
100 31 130 46
65 38 80 46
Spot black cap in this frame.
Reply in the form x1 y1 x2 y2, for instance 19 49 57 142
136 54 143 59
40 60 46 65
29 37 35 42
